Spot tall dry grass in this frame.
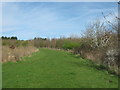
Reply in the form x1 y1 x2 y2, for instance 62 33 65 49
2 46 38 63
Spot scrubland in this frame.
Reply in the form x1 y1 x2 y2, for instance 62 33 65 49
2 39 38 63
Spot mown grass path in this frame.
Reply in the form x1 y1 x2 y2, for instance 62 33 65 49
3 48 118 88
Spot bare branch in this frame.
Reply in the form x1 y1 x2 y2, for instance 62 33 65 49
102 12 118 31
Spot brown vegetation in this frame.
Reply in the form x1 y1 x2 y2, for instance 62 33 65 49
2 46 38 63
2 39 38 63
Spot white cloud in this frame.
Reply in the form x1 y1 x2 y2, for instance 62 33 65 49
2 2 118 39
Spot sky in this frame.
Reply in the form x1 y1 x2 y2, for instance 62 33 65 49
1 2 118 40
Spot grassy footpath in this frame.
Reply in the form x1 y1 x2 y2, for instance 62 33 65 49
2 48 118 88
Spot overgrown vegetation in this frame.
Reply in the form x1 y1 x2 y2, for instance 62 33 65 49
30 14 119 75
3 48 118 88
1 38 38 62
2 13 119 75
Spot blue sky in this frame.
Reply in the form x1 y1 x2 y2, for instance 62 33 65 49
2 2 117 40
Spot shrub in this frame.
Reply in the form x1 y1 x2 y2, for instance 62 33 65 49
55 39 64 49
15 40 21 47
22 41 29 47
62 41 80 50
2 42 7 46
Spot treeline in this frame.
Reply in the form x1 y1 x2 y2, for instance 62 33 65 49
34 37 47 40
1 36 17 40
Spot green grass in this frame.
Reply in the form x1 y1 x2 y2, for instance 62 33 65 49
2 48 118 88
